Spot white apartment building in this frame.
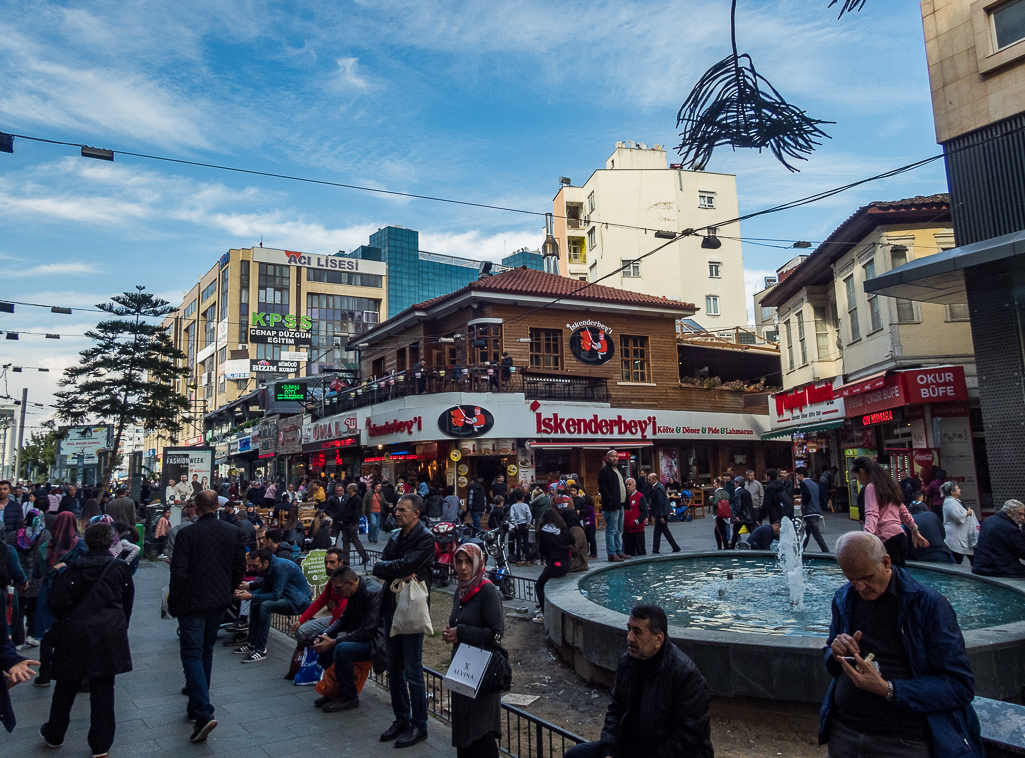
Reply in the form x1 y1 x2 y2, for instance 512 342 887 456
552 142 747 330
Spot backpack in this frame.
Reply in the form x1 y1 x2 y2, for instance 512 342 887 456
716 497 731 519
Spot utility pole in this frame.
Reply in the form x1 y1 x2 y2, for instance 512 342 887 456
14 387 27 481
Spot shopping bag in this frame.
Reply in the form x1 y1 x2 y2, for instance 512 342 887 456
966 509 980 549
389 578 433 637
444 644 493 698
293 647 323 686
285 643 305 680
315 663 339 699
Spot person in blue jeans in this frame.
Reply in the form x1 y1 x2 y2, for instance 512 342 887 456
372 493 436 749
168 490 246 744
309 566 384 712
597 450 627 562
233 548 311 664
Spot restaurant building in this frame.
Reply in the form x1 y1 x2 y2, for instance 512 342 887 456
298 268 786 501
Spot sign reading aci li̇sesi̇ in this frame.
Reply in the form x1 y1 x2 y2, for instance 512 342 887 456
250 359 300 374
568 320 615 365
438 405 495 438
248 313 314 346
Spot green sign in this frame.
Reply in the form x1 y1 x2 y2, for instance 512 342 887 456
251 312 313 330
275 382 308 402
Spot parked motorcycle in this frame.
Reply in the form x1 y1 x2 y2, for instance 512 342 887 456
430 520 461 587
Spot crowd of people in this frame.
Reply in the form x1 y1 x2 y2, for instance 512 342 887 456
1 448 1020 758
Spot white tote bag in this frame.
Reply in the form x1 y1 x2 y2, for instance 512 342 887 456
966 508 980 549
389 578 434 637
444 644 493 699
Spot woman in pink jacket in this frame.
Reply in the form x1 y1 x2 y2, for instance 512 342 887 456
852 457 928 567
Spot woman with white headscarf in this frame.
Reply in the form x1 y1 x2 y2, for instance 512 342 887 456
441 543 504 758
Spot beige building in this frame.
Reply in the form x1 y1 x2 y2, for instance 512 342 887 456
762 195 972 390
145 246 387 464
552 142 747 330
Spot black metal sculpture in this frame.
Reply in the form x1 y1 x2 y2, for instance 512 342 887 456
675 0 867 172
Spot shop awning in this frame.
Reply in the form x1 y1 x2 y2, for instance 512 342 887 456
761 419 844 440
835 370 889 397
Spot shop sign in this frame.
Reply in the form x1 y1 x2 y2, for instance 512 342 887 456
449 449 462 462
216 318 229 349
277 414 303 455
861 409 895 427
843 367 969 417
275 382 308 401
58 425 111 464
184 435 204 447
237 436 252 453
568 320 615 365
249 328 313 346
250 359 300 374
259 420 278 456
439 406 495 437
536 411 659 439
214 442 229 460
251 313 313 330
303 415 358 445
368 416 424 437
252 246 387 275
222 359 250 380
770 378 845 430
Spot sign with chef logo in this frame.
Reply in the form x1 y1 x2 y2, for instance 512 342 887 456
568 320 615 365
438 405 495 438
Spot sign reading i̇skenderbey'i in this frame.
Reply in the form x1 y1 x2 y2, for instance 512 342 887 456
568 320 615 365
438 405 495 437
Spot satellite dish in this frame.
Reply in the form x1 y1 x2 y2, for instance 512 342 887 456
638 143 647 150
626 140 636 149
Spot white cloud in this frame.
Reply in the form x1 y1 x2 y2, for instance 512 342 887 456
331 57 369 91
11 262 100 277
419 228 541 262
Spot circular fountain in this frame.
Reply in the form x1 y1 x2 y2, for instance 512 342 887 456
543 539 1025 702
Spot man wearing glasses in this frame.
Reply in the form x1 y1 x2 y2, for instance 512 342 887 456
372 494 436 749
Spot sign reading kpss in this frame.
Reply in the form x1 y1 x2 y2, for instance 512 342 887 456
275 382 308 402
249 312 313 346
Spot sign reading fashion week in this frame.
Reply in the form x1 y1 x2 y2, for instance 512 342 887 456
252 247 387 275
438 406 496 437
567 319 615 365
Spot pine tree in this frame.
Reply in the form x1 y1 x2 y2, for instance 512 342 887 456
54 286 188 493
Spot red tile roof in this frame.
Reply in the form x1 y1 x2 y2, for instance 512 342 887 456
407 267 697 313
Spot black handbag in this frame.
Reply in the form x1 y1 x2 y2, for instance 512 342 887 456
479 640 512 694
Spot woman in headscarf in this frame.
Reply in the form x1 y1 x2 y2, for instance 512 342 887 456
14 509 50 647
441 543 504 758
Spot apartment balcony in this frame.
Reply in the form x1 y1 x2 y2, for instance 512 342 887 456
566 218 586 230
318 368 609 417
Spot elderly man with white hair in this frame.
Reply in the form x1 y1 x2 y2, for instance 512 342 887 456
972 499 1025 578
819 531 984 758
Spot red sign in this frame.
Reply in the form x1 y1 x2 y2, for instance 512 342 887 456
367 416 423 438
861 410 894 426
536 412 659 439
844 367 968 418
774 381 835 417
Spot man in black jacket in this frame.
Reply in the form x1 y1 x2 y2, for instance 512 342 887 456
729 477 757 549
760 469 785 525
647 473 680 554
168 490 246 744
372 493 436 748
565 604 713 758
338 483 369 565
309 567 385 712
325 484 347 541
973 499 1025 577
467 478 487 531
597 450 627 562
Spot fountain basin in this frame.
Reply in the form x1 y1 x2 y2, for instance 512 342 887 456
543 552 1025 703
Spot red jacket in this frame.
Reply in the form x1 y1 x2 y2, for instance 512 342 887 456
624 491 648 534
298 583 348 625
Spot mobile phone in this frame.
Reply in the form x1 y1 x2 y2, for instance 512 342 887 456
841 656 857 664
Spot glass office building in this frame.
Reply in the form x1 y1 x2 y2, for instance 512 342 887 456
347 226 544 315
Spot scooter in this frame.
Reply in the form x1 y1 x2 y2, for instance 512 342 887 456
480 525 516 600
430 520 461 587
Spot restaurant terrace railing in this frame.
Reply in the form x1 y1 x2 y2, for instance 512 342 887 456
318 368 609 417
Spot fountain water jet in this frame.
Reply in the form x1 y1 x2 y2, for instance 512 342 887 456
777 518 805 609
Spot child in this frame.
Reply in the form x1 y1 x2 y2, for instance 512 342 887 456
114 521 141 573
909 490 927 514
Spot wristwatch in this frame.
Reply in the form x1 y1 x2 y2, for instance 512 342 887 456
885 680 896 703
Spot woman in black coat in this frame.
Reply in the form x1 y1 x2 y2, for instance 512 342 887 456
40 523 135 757
441 544 504 758
533 509 574 623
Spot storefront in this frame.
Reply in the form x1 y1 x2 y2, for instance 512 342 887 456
764 378 847 492
836 366 980 512
301 414 361 485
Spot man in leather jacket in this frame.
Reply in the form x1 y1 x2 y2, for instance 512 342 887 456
565 604 713 758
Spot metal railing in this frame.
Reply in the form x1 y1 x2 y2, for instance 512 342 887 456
318 369 608 417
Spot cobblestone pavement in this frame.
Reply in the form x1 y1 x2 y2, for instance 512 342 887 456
5 561 452 757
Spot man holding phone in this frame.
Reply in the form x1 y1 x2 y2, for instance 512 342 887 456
819 532 984 757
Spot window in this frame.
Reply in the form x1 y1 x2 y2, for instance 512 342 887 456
371 356 385 377
183 300 197 319
708 262 721 278
587 227 596 249
203 306 216 347
396 349 407 372
307 269 383 287
220 265 229 319
698 191 716 209
994 0 1025 49
257 264 290 315
239 260 250 343
784 320 794 370
568 239 586 264
888 245 917 323
529 328 562 370
814 306 830 361
306 293 382 373
620 335 650 382
844 275 860 342
622 260 641 278
587 191 595 213
468 323 502 365
705 295 719 316
863 261 882 332
796 311 807 365
760 305 774 322
946 303 971 321
201 281 217 303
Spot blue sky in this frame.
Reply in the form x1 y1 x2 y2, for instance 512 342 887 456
0 0 947 428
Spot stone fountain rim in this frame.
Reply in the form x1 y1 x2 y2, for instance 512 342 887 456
545 550 1025 650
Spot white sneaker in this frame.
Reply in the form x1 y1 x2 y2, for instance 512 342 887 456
531 613 544 624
